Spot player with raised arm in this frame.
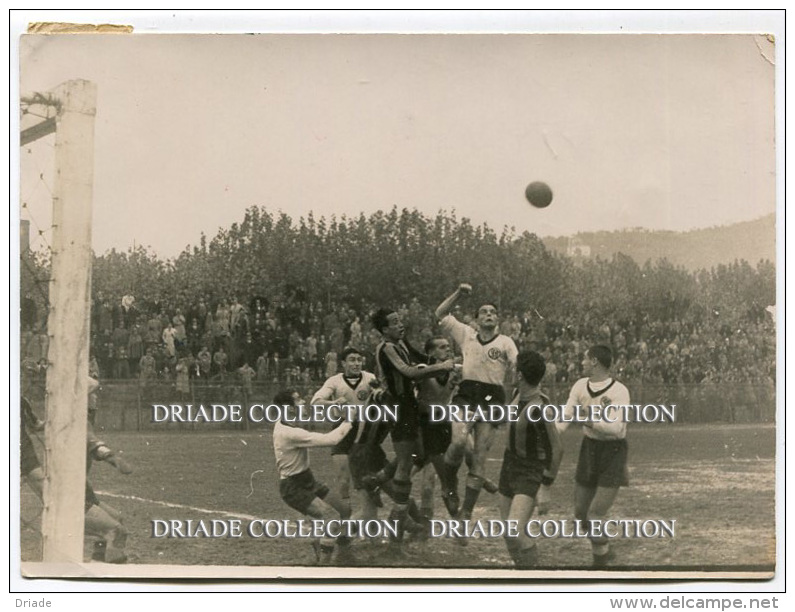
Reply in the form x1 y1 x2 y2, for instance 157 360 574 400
310 347 378 521
435 283 518 522
371 308 455 544
498 351 563 568
558 345 631 568
272 389 353 565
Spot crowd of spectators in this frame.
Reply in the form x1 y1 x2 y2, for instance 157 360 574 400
19 286 774 393
19 208 776 425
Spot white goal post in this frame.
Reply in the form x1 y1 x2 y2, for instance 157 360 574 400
22 79 97 563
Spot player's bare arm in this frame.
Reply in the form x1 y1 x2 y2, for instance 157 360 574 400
503 359 517 406
535 423 563 516
557 386 581 433
293 421 353 449
90 443 133 475
381 343 455 380
435 283 471 320
544 420 564 481
310 395 348 408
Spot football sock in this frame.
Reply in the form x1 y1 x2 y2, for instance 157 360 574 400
340 496 351 520
408 499 427 523
460 474 483 517
391 479 411 505
382 461 398 482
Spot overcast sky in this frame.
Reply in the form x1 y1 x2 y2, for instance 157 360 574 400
18 30 776 258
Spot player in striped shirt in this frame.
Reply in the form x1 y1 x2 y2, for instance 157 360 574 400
362 336 498 525
499 350 563 568
558 345 631 568
372 308 456 543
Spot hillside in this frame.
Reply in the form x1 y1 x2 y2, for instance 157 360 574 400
542 214 776 270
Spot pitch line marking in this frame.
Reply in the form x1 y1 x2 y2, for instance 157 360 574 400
95 490 261 522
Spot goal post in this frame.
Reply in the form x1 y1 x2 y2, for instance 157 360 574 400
28 79 97 563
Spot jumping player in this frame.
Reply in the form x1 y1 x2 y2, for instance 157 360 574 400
310 347 378 521
435 283 518 521
371 308 455 541
499 351 563 568
272 389 354 564
558 345 631 568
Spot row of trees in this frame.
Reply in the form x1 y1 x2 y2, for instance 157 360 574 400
23 206 776 328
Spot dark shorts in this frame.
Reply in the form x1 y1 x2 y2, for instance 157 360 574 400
419 417 452 457
331 424 356 456
85 482 100 513
455 380 507 427
279 469 330 514
498 451 543 499
21 431 40 477
391 395 420 443
348 443 388 489
575 436 629 489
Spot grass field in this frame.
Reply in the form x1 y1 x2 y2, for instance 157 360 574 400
20 422 776 573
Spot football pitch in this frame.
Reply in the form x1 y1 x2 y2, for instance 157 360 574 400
20 423 775 572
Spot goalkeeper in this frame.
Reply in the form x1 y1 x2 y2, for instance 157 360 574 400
85 376 134 563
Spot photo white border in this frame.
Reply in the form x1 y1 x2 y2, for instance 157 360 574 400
7 8 788 600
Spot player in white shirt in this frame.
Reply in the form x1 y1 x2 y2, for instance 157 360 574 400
558 345 631 568
310 347 378 521
272 389 353 564
435 283 518 521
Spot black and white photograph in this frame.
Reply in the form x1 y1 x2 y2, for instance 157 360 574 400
13 12 782 585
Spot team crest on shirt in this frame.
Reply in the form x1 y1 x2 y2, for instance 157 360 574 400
600 396 612 407
487 347 502 360
357 389 369 400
